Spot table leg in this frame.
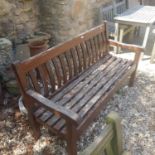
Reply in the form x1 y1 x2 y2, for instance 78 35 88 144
118 27 124 53
114 22 119 53
151 40 155 63
142 26 151 48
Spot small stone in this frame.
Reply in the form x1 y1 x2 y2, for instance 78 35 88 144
15 111 22 120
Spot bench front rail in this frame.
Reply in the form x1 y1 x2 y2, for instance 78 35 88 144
12 22 143 155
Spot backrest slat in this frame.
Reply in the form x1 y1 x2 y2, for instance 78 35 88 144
37 65 50 97
58 54 68 84
65 52 74 80
75 45 83 72
28 70 40 93
52 58 62 88
94 35 100 60
71 48 79 76
89 39 96 63
45 62 56 92
80 43 87 70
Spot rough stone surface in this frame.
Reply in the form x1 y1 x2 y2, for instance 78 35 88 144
39 0 111 45
0 0 39 41
0 38 12 65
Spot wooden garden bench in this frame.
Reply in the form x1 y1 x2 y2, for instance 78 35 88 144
12 22 143 155
80 111 131 155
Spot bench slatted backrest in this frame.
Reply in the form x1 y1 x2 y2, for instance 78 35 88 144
13 23 109 98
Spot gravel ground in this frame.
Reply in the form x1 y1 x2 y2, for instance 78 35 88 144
0 56 155 155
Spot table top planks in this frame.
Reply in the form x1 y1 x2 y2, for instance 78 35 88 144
114 6 155 25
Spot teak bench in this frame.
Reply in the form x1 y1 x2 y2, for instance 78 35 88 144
12 22 143 155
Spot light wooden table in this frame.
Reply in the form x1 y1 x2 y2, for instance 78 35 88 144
114 5 155 62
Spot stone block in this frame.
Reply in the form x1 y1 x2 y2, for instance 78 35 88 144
0 38 12 66
0 0 12 17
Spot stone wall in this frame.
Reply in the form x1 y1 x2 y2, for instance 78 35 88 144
0 0 114 45
39 0 110 45
0 0 39 42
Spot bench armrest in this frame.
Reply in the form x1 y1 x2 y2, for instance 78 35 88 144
108 39 144 64
108 39 144 53
26 90 81 125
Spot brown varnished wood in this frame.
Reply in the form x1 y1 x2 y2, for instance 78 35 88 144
72 59 126 114
57 57 118 108
77 64 136 136
37 65 49 97
90 38 97 62
65 52 73 80
58 54 68 84
48 57 122 130
28 70 40 93
51 58 128 130
34 107 45 117
45 62 56 92
52 58 62 88
17 25 106 74
79 61 132 118
79 42 87 69
92 36 99 61
75 45 83 72
70 48 79 76
51 55 111 102
12 22 142 155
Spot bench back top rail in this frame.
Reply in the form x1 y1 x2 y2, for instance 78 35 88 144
12 23 109 98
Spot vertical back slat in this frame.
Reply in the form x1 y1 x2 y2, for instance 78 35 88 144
75 45 83 72
37 65 49 97
65 52 74 80
52 58 62 88
58 54 68 84
98 33 104 57
88 39 95 64
45 62 56 92
93 36 99 61
85 40 93 65
80 42 87 69
90 38 97 62
28 70 40 93
71 48 79 76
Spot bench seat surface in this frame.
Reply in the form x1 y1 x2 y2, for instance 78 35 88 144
34 54 133 136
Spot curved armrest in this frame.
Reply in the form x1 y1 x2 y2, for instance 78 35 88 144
26 90 81 125
108 39 144 64
108 39 144 53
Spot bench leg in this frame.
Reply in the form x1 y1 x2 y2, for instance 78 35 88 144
151 40 155 63
67 124 77 155
128 70 136 87
28 112 41 140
